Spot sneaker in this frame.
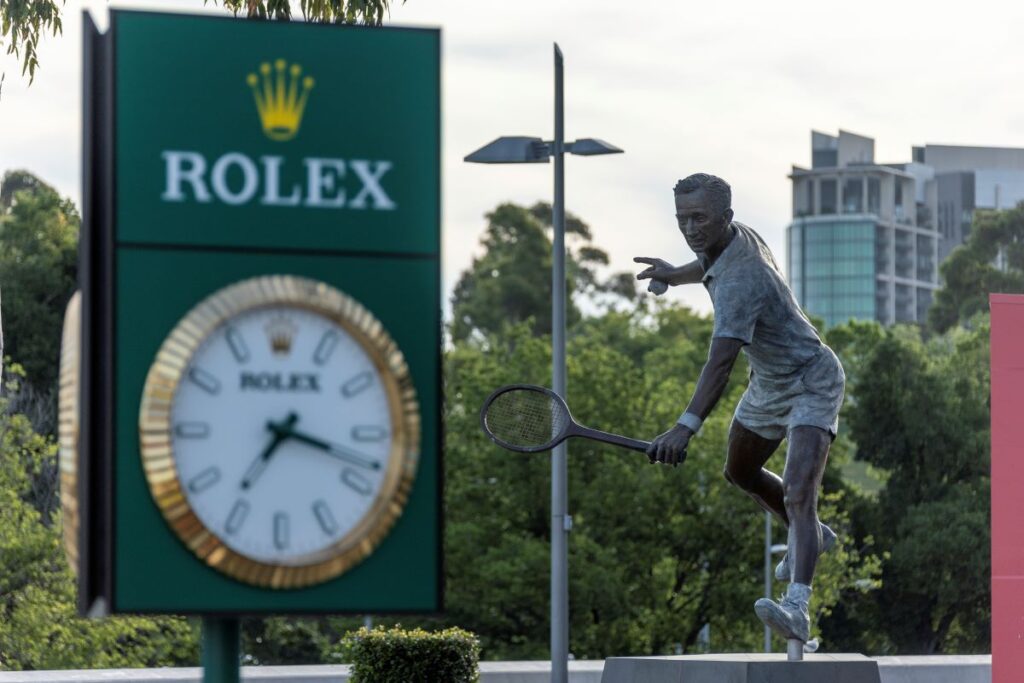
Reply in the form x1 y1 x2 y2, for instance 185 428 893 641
754 583 811 643
775 522 837 582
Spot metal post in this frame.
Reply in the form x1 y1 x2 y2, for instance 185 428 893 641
764 511 772 653
550 42 569 683
202 617 240 683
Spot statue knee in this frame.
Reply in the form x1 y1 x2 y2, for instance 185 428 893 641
724 464 753 491
783 482 812 510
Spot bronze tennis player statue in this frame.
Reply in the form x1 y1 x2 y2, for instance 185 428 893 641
634 173 845 651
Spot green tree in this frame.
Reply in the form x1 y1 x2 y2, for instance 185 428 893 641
441 308 879 658
837 321 990 653
212 0 400 23
450 202 634 343
0 170 78 408
0 367 199 671
930 204 1024 333
0 0 62 82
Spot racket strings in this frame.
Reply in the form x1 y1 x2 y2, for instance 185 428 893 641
484 388 569 449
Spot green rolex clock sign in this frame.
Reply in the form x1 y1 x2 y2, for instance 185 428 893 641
73 10 441 615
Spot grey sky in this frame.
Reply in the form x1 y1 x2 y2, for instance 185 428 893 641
4 0 1024 314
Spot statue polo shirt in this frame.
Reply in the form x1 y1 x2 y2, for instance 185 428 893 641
700 222 845 440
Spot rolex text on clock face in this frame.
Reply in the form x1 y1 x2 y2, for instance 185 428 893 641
170 305 393 566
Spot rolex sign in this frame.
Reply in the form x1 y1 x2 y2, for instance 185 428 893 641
75 10 441 616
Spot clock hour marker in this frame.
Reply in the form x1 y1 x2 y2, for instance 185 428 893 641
225 500 250 535
226 327 250 363
352 425 387 442
188 367 221 395
341 371 373 398
175 422 210 439
313 331 339 366
313 500 338 535
187 467 221 493
274 512 289 550
342 468 372 495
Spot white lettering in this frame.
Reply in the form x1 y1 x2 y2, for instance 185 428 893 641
260 156 302 206
211 153 259 205
349 160 396 210
303 158 346 208
161 151 211 203
159 151 397 212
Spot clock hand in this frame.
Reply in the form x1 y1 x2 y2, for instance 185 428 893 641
239 413 299 490
268 421 381 470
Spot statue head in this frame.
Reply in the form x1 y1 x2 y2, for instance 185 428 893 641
673 173 734 255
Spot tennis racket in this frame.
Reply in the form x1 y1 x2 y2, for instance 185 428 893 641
480 384 651 454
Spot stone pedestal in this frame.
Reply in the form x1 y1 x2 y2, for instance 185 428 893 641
601 653 881 683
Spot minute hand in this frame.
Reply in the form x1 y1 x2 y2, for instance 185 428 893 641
286 428 382 470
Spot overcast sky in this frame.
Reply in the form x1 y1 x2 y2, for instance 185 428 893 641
4 0 1024 314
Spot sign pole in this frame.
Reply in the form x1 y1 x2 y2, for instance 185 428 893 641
202 617 240 683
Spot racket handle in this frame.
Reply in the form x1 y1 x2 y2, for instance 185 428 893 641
575 426 651 454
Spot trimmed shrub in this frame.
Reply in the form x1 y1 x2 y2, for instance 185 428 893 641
343 626 480 683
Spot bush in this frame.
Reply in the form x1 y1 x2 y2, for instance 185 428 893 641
343 626 479 683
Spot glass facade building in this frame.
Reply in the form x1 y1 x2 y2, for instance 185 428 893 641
787 131 940 327
788 220 875 327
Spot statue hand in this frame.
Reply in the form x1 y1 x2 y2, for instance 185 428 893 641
634 257 675 294
646 423 692 467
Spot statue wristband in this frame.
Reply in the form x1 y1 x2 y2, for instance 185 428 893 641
676 411 703 434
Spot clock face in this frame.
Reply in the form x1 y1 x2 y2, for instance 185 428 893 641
140 276 420 589
171 306 392 565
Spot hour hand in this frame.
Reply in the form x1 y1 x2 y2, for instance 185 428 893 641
239 413 298 490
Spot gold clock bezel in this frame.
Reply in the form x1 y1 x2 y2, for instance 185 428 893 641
138 275 421 589
58 290 82 576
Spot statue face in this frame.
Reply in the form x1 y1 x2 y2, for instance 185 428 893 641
675 189 732 255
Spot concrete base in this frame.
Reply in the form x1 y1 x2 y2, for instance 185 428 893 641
601 653 881 683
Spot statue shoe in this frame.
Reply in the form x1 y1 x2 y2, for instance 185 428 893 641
775 522 837 582
754 583 811 643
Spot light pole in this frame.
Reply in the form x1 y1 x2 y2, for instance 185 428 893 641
765 512 787 652
465 44 622 683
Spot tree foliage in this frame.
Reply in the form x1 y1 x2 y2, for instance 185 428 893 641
0 367 199 671
210 0 400 23
824 320 991 653
441 310 879 658
450 202 635 343
0 0 62 82
930 204 1024 333
1 0 400 84
0 170 78 417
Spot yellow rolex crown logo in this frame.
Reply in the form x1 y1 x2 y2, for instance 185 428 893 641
246 59 314 142
265 317 297 356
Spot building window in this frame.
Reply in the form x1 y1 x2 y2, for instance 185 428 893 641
867 177 881 214
895 283 914 322
916 234 934 282
820 179 837 215
894 179 905 222
895 229 914 279
843 178 863 213
875 225 891 274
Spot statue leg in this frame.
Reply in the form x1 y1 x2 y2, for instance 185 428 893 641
782 425 832 585
723 419 787 524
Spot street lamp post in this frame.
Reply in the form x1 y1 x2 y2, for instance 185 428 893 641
466 44 622 683
765 512 787 652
